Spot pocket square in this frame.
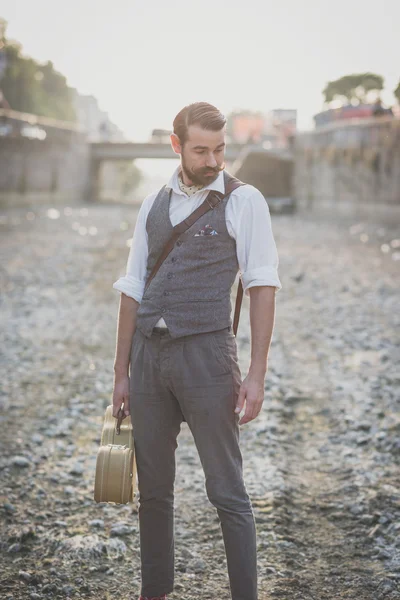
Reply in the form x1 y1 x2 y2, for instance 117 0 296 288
194 224 219 236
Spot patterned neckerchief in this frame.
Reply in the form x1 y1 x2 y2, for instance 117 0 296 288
177 170 204 197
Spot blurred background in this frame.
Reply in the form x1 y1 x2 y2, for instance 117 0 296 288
1 0 399 209
1 3 400 600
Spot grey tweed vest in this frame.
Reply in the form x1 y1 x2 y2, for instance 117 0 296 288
135 171 242 339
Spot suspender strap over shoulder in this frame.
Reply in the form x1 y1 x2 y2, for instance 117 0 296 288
144 172 246 336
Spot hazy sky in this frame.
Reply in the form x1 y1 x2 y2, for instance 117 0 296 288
2 0 399 140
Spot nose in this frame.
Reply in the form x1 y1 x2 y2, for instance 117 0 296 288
206 153 217 168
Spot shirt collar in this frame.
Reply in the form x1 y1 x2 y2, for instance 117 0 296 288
166 164 225 196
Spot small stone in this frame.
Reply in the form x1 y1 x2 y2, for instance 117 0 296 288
69 463 84 476
89 519 105 528
180 547 194 559
110 522 135 537
42 583 59 593
105 537 127 558
376 549 392 560
54 521 68 527
18 570 32 582
349 504 364 516
284 394 307 404
360 514 375 525
187 558 206 573
265 566 277 575
62 585 75 595
11 456 30 468
56 534 127 560
355 421 372 431
378 514 392 525
276 540 298 549
356 436 370 445
3 502 16 513
377 579 395 593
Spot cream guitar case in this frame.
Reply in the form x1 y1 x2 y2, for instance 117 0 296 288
101 404 134 449
94 404 137 504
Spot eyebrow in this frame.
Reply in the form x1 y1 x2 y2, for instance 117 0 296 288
192 142 226 150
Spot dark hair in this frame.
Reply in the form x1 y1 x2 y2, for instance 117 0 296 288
173 102 226 146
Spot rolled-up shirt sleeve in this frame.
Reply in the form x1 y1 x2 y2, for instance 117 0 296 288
235 187 282 296
112 194 153 303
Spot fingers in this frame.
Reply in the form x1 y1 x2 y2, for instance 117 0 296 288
112 403 121 418
123 400 130 417
239 406 257 425
112 376 131 419
237 396 263 425
112 398 130 419
235 382 255 425
235 375 265 425
123 390 131 416
234 385 246 415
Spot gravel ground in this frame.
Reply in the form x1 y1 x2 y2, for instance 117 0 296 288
0 200 399 600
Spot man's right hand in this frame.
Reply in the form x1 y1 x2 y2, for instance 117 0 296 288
112 374 131 419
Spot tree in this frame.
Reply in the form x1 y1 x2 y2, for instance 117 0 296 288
394 80 400 104
323 73 384 105
0 20 76 121
120 162 143 197
36 60 76 121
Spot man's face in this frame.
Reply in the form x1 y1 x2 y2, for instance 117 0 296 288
174 124 226 186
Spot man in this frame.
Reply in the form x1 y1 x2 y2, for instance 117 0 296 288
112 102 282 600
372 97 394 118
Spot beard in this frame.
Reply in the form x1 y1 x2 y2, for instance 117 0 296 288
180 152 225 187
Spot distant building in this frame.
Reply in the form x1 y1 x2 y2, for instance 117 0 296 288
230 112 265 144
265 109 297 149
71 89 125 142
313 103 394 128
151 128 172 143
69 90 130 201
229 109 297 149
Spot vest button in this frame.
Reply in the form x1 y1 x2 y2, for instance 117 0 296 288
163 291 169 296
161 308 166 313
167 272 173 279
171 257 177 262
176 241 182 246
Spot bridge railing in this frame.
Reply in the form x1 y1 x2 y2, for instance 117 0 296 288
0 108 86 142
296 115 400 150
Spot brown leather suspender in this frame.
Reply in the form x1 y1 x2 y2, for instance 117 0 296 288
144 174 246 336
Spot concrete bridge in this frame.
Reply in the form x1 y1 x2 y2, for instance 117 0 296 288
2 108 397 211
0 109 264 202
90 141 255 162
87 141 262 200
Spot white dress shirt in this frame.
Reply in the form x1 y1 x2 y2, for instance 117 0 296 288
113 165 282 327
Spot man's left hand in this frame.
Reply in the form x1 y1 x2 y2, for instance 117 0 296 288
234 372 265 425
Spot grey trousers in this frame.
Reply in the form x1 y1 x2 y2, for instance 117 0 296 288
129 325 258 600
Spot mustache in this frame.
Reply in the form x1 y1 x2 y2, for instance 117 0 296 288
202 162 225 174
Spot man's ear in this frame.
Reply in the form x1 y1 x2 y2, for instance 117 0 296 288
170 133 182 155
